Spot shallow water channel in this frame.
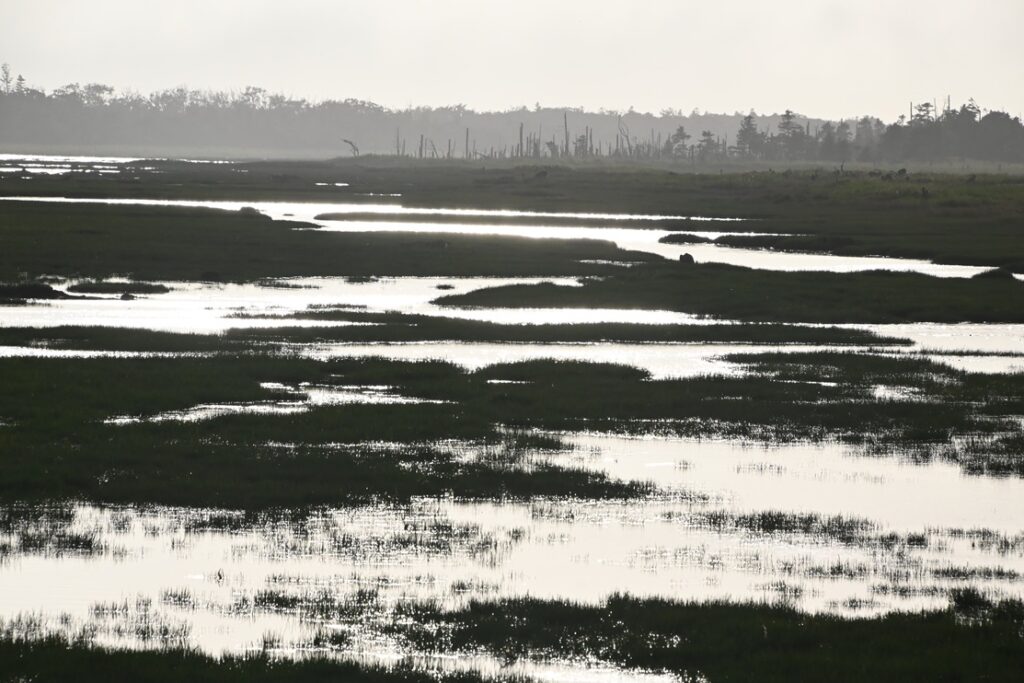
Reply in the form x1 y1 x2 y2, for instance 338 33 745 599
2 275 1022 375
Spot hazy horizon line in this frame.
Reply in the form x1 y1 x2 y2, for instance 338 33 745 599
7 63 1011 125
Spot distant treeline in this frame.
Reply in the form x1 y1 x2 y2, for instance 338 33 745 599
0 64 1022 163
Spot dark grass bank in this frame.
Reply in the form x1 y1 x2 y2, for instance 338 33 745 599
394 592 1024 682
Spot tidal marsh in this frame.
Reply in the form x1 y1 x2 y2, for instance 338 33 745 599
3 160 1024 680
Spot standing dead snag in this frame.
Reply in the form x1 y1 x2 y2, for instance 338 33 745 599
563 112 570 157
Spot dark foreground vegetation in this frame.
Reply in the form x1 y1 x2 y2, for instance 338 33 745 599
395 592 1024 682
0 355 651 508
1 351 1022 510
3 591 1022 682
0 635 503 683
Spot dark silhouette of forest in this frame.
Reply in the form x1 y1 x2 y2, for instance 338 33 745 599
1 64 1022 163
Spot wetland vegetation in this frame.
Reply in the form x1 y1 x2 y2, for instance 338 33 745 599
4 158 1023 271
0 200 650 282
1 156 1023 681
438 261 1024 323
0 634 503 683
2 350 1022 512
393 592 1024 682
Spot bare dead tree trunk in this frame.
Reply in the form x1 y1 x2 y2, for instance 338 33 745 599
563 112 570 157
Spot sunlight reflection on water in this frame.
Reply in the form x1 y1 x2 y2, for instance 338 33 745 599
1 434 1021 673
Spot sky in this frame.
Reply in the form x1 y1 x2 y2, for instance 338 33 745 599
2 0 1022 121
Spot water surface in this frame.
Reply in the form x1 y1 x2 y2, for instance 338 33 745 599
2 434 1021 669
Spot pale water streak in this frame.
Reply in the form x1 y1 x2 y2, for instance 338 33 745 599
104 382 442 425
3 277 1024 373
0 277 582 333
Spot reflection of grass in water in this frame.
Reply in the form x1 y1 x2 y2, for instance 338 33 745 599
0 503 105 558
6 592 1024 681
475 428 565 470
89 597 191 647
393 592 1024 682
0 634 505 682
674 510 881 544
938 433 1024 477
933 565 1022 581
235 588 384 624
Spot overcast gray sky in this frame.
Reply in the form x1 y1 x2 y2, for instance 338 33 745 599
2 0 1022 120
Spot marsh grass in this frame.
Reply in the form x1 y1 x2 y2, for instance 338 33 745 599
392 593 1024 682
0 201 650 282
437 261 1024 323
0 634 510 683
0 503 105 557
66 281 172 295
227 310 907 346
0 356 647 506
89 597 191 647
0 325 244 352
0 282 78 303
658 232 715 244
2 352 1022 508
0 316 907 354
7 160 1024 270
